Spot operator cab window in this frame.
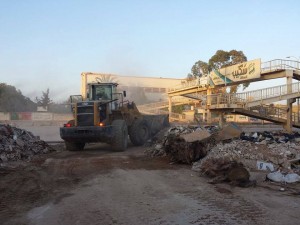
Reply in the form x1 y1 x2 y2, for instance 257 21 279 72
91 85 112 100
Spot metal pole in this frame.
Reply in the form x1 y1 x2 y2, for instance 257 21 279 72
297 98 299 123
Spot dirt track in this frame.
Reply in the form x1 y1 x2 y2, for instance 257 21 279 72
1 142 300 225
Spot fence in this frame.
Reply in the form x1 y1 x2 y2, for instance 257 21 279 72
0 112 72 122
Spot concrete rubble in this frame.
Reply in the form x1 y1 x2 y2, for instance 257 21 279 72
0 124 53 164
215 123 242 142
146 126 217 164
146 124 300 185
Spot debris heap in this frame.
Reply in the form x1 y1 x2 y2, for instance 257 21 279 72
193 132 300 171
0 124 53 163
146 125 218 163
147 124 300 175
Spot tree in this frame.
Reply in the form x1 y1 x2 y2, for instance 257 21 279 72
208 50 231 70
188 49 249 92
208 50 247 70
35 88 53 108
188 60 210 78
0 83 36 112
229 50 247 65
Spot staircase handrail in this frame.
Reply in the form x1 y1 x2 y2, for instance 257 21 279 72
205 81 300 106
261 59 300 73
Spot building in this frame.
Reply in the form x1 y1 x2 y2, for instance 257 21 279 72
81 73 186 104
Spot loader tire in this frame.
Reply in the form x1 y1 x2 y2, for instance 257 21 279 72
65 141 85 151
162 115 170 127
112 120 128 152
129 118 150 146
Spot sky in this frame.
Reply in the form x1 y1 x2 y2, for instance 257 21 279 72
1 0 300 102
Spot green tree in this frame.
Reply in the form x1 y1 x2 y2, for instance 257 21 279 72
188 60 210 78
188 49 249 92
229 50 247 65
208 50 247 70
35 88 53 107
208 50 231 69
0 83 36 112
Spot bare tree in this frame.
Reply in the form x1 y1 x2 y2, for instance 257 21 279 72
35 88 53 107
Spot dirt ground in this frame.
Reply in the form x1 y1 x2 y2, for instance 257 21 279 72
1 142 300 225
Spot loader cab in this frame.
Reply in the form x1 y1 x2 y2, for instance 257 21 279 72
88 83 118 101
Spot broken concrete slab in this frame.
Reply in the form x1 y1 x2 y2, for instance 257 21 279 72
180 129 211 143
215 123 242 142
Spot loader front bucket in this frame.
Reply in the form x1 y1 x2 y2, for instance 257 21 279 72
142 114 169 136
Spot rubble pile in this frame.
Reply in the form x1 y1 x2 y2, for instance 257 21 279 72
0 124 53 163
147 124 300 169
146 124 300 185
144 127 170 157
192 139 300 171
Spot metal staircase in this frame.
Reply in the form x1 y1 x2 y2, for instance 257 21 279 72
232 105 300 128
202 81 300 127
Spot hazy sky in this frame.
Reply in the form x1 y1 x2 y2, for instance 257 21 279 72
1 0 300 102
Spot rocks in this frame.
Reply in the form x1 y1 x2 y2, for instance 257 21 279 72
16 139 25 147
0 124 53 163
0 154 8 162
146 143 165 157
